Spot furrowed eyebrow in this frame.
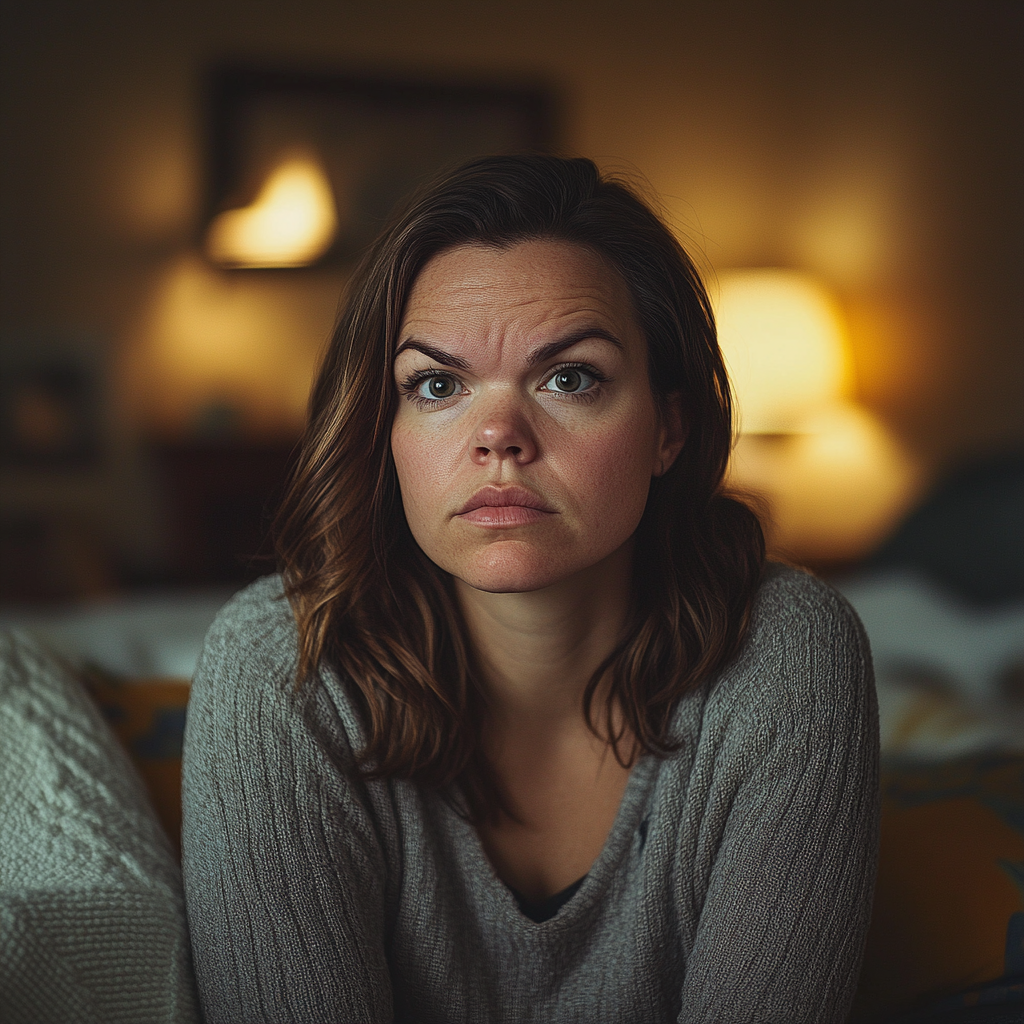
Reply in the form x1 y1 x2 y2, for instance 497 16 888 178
394 340 470 370
394 327 623 372
526 328 623 368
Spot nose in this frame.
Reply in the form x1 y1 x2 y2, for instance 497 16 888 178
469 393 538 466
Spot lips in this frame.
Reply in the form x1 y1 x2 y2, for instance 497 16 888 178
454 485 556 526
456 486 552 515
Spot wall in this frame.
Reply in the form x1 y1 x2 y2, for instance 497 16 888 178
2 0 1021 573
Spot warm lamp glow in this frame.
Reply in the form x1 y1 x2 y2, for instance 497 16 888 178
125 252 340 436
716 270 849 433
727 402 923 563
717 269 923 562
206 154 338 268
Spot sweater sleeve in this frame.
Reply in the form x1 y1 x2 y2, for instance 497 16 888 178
181 577 394 1024
678 571 880 1024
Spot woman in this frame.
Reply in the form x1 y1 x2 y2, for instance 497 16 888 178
182 154 879 1023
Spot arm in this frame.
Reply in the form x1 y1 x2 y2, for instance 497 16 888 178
679 574 880 1023
182 579 394 1024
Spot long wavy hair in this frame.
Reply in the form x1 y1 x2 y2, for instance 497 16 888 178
274 154 765 820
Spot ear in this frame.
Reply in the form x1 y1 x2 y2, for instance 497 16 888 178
653 392 687 477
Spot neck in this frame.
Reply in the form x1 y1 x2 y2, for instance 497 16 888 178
454 541 633 735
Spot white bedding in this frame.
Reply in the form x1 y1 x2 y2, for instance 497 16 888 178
0 589 231 679
0 630 200 1024
2 572 1021 760
837 570 1024 759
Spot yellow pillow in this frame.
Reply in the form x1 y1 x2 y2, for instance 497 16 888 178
853 755 1024 1022
80 667 191 855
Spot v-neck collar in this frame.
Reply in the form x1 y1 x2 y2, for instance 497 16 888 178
446 753 661 930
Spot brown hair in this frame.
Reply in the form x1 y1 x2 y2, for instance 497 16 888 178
274 154 764 818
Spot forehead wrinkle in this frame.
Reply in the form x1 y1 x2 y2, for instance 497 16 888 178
399 243 640 372
405 285 630 332
409 256 626 312
398 306 633 379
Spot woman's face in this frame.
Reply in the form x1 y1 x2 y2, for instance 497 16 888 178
390 238 684 594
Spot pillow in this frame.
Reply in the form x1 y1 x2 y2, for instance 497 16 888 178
852 755 1024 1023
0 629 200 1024
79 667 191 854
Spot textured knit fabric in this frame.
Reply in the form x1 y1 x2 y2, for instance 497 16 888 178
510 875 587 923
0 630 200 1024
182 564 879 1024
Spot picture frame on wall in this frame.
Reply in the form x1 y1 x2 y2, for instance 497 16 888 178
203 65 558 268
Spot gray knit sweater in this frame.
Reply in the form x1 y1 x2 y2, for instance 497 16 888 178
182 564 879 1023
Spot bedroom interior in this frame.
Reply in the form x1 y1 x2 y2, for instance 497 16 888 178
1 2 1021 1022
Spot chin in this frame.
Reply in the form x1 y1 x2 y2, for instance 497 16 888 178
447 540 581 595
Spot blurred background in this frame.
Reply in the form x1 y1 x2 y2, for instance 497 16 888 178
2 5 1022 1015
1 0 1021 600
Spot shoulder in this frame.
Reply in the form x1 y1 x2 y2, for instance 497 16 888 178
705 563 875 740
186 575 301 750
744 561 870 673
749 561 869 652
187 574 365 753
195 573 297 683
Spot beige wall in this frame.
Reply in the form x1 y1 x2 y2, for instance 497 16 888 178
2 0 1021 560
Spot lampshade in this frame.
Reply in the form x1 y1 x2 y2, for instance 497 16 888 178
206 152 338 269
727 402 923 562
715 270 849 433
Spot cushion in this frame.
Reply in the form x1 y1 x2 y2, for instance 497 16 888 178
0 629 200 1024
80 667 191 854
852 755 1024 1022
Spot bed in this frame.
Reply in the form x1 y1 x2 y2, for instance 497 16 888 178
2 511 1022 1022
